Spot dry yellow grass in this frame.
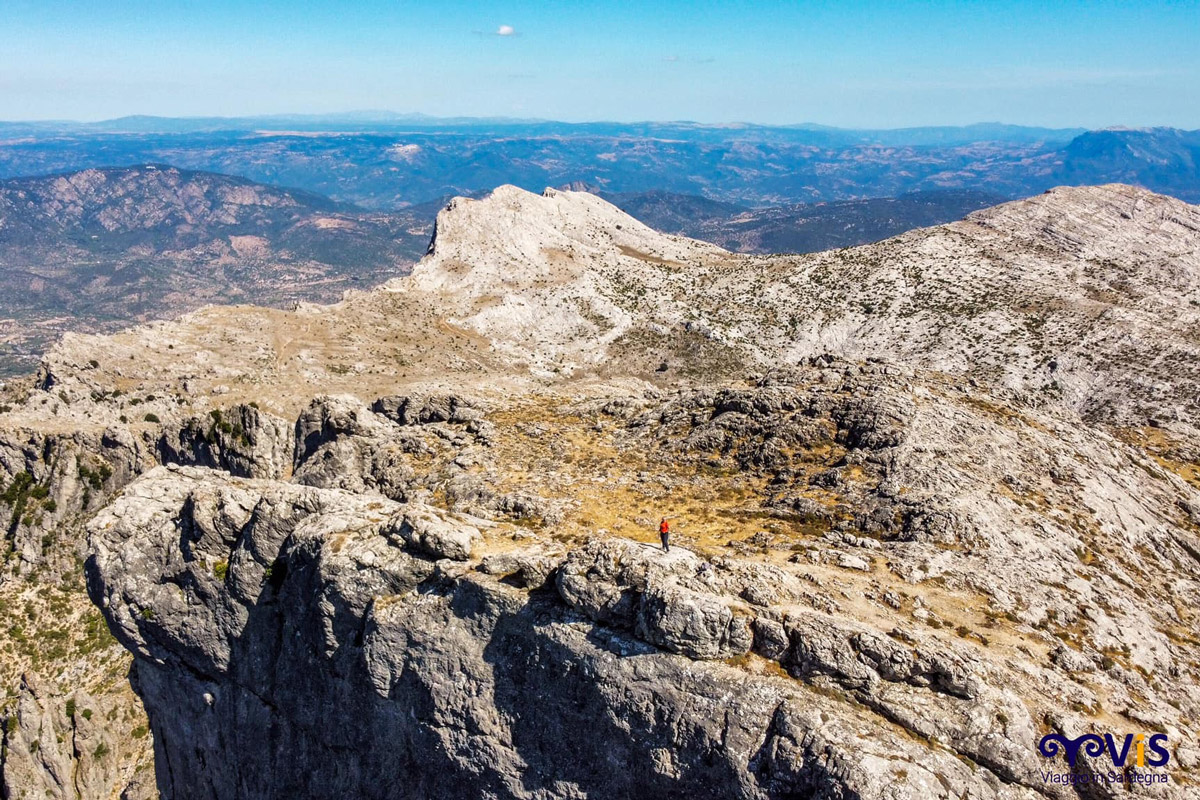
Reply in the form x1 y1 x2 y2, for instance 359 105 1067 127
482 397 853 555
1118 426 1200 490
476 396 1071 698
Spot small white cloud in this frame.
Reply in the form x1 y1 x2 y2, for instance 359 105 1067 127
663 55 679 62
496 24 516 36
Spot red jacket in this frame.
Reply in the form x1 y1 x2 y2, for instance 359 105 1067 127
659 520 669 534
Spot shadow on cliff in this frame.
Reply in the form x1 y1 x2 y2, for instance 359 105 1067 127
476 582 811 800
110 534 833 800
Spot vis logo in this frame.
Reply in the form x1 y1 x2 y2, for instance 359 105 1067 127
1038 732 1169 768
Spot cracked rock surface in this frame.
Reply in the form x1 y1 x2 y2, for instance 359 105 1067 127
87 467 1047 800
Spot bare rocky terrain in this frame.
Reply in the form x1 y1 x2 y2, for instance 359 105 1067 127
0 183 1198 798
0 165 1003 380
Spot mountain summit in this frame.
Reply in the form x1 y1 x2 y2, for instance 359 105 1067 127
60 183 1185 424
24 183 1199 439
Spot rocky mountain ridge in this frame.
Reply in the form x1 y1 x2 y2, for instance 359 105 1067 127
0 166 1013 379
1 183 1199 798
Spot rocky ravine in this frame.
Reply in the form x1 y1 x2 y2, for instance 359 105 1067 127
2 184 1200 798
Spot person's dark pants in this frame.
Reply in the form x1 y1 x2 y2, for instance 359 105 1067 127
661 533 670 552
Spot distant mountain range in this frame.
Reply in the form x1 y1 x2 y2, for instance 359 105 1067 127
594 188 1006 253
1 117 1197 208
0 114 1087 147
1 119 1197 378
0 165 431 375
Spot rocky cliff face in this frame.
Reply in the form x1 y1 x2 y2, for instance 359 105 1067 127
0 401 295 799
4 184 1200 798
85 464 1039 800
1 673 155 800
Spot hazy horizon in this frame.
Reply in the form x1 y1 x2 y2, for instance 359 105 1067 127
2 110 1191 135
0 110 1105 129
3 0 1198 128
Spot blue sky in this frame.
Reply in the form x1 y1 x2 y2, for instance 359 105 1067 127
2 0 1198 127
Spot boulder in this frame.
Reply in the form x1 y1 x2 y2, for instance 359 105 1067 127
385 504 480 561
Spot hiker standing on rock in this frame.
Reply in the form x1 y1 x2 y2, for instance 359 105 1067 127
659 517 670 552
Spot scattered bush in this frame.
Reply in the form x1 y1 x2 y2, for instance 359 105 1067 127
1 472 34 506
78 463 113 489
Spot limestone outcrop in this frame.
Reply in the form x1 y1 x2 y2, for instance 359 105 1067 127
86 467 1051 799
